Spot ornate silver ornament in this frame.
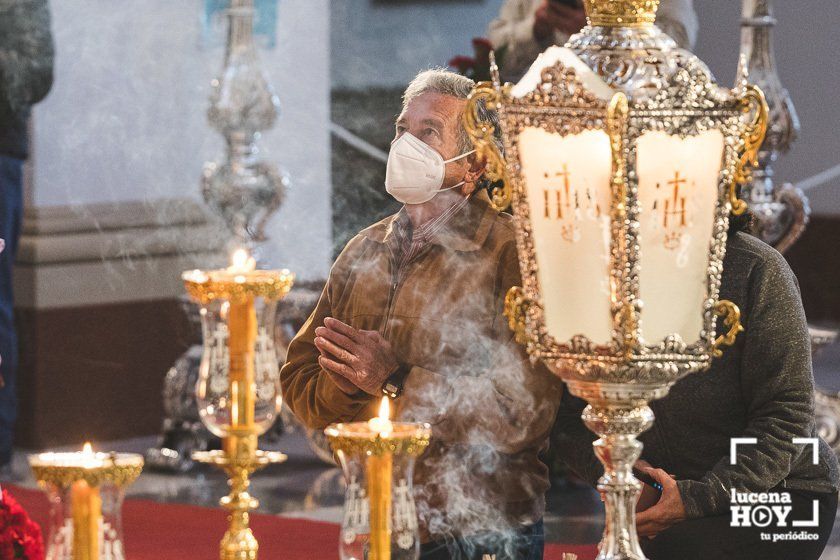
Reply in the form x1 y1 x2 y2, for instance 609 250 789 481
201 0 288 250
739 0 808 253
465 1 768 558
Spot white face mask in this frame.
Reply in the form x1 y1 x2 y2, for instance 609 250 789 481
385 132 476 205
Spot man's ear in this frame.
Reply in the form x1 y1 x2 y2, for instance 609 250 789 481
461 154 486 196
465 152 486 182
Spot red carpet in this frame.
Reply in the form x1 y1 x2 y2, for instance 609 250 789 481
9 485 596 559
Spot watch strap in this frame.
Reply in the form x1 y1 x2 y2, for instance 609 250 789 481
382 363 411 399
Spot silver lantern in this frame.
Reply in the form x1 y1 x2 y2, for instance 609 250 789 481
739 0 807 254
739 0 840 455
202 0 288 251
464 1 768 558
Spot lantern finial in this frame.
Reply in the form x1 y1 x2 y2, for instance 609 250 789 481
583 0 660 27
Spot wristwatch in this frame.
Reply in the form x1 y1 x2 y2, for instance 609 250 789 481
382 363 411 399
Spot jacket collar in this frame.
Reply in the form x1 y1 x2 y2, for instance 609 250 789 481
362 190 498 252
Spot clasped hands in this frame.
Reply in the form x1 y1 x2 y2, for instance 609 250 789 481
314 317 399 396
315 319 687 537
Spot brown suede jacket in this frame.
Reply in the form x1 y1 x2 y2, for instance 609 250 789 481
281 190 562 539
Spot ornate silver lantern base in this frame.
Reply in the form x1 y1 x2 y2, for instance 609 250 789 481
565 377 679 559
576 382 665 560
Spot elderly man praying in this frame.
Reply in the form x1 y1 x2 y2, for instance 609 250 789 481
280 69 561 560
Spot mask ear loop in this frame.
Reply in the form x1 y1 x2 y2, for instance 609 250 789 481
442 149 476 164
435 182 465 194
435 149 479 194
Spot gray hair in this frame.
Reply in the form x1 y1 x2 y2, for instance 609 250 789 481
402 68 504 158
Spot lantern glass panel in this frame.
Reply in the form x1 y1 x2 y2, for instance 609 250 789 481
517 127 613 344
636 130 725 345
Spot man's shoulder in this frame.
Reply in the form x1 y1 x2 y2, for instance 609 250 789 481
484 209 518 249
334 215 393 265
356 214 393 242
725 231 789 274
723 232 800 301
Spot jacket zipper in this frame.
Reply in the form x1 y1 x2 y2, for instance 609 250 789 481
382 245 401 338
381 243 433 338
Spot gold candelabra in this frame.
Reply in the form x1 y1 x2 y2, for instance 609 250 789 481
29 444 144 560
326 398 431 560
183 250 293 560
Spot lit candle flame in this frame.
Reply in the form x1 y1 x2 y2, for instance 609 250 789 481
228 248 256 273
367 396 393 436
80 442 100 468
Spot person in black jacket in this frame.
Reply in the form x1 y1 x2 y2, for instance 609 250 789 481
0 0 54 469
552 221 840 560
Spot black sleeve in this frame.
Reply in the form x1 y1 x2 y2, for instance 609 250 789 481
677 250 816 518
0 0 55 114
551 387 603 485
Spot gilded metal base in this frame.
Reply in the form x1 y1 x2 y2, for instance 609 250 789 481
193 445 287 560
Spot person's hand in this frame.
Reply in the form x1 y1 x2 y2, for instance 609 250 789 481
636 459 653 470
534 0 587 41
635 467 686 538
636 478 661 513
314 317 400 396
633 458 661 512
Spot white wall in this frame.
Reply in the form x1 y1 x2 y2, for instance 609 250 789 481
33 0 331 279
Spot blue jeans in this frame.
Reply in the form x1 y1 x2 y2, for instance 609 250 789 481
419 520 544 560
0 155 23 465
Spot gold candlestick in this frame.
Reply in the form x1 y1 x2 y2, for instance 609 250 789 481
71 477 101 560
367 452 392 560
29 443 143 560
326 398 430 560
184 250 293 560
366 398 394 560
